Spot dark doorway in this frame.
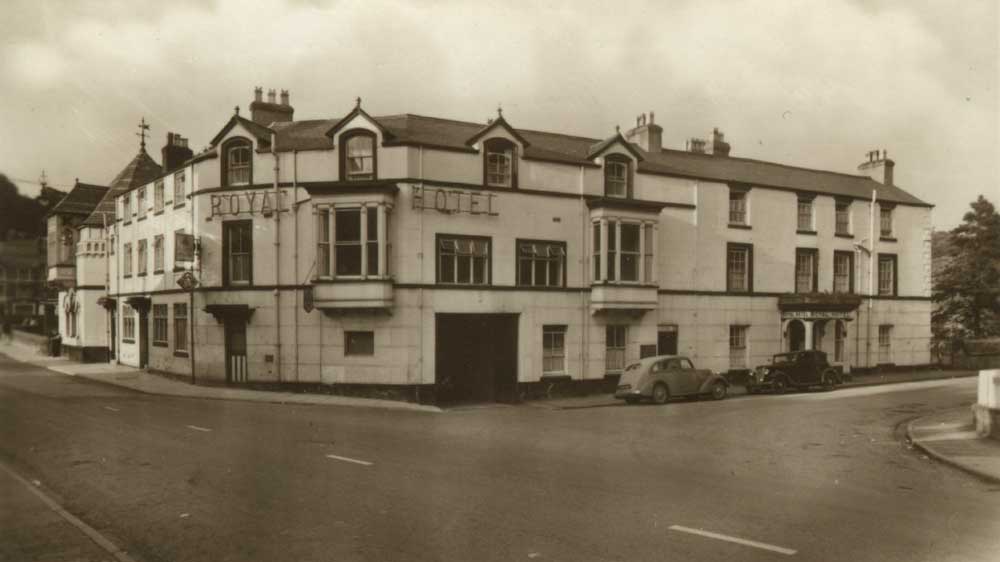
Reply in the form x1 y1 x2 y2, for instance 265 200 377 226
435 314 518 404
788 320 805 352
138 310 149 368
109 308 116 360
658 326 678 355
225 319 248 383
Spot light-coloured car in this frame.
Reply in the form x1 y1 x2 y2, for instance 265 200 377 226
614 355 729 405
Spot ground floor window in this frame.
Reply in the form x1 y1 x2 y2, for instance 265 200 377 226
834 321 846 362
878 325 892 363
605 325 627 372
658 325 678 355
542 325 566 374
345 331 374 356
729 325 748 369
173 303 188 353
152 304 168 346
122 304 135 342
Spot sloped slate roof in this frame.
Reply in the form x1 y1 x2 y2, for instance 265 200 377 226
267 113 931 207
82 150 161 228
47 182 108 217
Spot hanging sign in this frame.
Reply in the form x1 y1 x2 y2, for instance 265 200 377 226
175 232 196 262
412 185 498 216
209 190 290 219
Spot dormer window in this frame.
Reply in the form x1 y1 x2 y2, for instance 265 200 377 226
604 155 631 198
484 138 516 188
222 137 253 186
340 130 377 181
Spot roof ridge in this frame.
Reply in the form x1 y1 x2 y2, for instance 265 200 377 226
654 147 876 181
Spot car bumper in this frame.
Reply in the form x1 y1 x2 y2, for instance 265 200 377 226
614 386 646 399
746 379 776 392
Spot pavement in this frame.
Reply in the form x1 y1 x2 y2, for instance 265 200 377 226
2 350 998 562
0 342 441 414
907 406 1000 484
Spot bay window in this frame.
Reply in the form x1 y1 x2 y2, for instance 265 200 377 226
592 220 655 284
316 204 390 279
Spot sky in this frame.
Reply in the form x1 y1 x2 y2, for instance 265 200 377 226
0 0 996 230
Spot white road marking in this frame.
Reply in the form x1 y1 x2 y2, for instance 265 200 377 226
103 406 120 412
185 425 212 432
325 454 373 466
669 525 797 556
0 461 139 562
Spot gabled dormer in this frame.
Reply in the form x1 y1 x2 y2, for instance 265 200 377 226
466 109 530 189
209 108 275 188
587 128 644 199
325 98 395 182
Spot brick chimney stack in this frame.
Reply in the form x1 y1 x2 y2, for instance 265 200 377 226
624 111 663 153
162 132 194 173
250 86 294 126
711 128 731 157
857 149 895 186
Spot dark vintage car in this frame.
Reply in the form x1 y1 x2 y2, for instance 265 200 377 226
747 350 842 394
614 355 730 405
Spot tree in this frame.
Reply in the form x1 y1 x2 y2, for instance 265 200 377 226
932 195 1000 357
0 174 48 240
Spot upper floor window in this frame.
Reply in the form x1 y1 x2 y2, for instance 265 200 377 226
223 220 253 285
795 248 818 293
517 240 566 287
729 189 748 225
122 194 131 223
222 138 252 186
174 170 186 206
153 234 164 273
340 130 376 181
137 187 147 219
438 235 490 285
796 197 814 231
833 250 854 294
154 180 164 213
137 239 147 275
604 155 630 198
484 138 516 188
59 227 75 263
726 243 753 293
880 206 893 237
316 205 390 279
835 201 851 235
592 220 655 284
123 243 132 277
878 254 897 296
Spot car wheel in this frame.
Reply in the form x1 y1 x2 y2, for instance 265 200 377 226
624 397 640 405
651 383 669 405
773 376 788 394
710 381 727 400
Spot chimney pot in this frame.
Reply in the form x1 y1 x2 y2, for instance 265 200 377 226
162 131 194 173
280 89 289 106
267 89 276 103
254 87 263 102
649 111 655 124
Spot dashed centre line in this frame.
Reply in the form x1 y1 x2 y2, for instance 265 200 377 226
669 525 797 556
103 406 120 412
325 454 373 467
186 425 212 432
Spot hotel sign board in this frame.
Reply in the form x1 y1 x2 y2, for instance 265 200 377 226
782 311 853 320
174 232 195 262
412 185 498 216
209 190 290 219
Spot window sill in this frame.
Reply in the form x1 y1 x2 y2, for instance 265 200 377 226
540 373 572 382
880 236 897 242
796 229 817 236
436 282 492 288
834 232 854 239
173 265 189 272
122 339 135 344
725 289 752 294
137 273 147 277
591 281 658 288
137 216 147 222
728 223 752 230
173 202 186 209
153 269 164 274
153 210 165 216
123 221 132 226
123 275 132 279
173 350 189 358
152 341 168 348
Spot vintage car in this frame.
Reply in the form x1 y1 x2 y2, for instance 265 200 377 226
747 350 842 394
614 355 730 405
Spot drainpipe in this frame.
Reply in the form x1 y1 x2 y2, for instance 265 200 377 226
103 214 110 361
272 132 282 382
293 149 299 381
867 188 876 369
579 164 588 382
189 161 197 385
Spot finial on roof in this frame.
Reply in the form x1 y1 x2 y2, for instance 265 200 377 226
135 117 150 152
39 169 48 188
355 96 362 108
615 125 620 134
234 105 240 116
497 104 503 118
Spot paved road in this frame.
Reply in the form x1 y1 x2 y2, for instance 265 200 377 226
1 353 997 562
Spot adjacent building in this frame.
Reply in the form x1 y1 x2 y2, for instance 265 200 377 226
73 89 933 403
